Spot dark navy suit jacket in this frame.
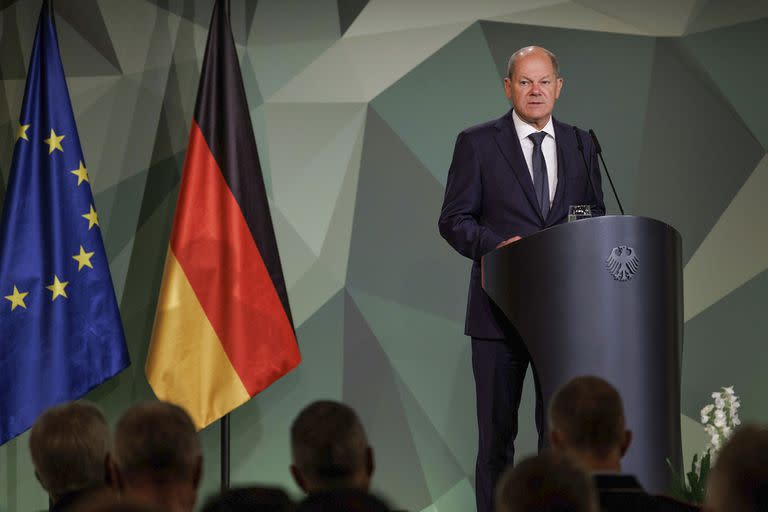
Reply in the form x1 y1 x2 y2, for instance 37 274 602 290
438 109 605 339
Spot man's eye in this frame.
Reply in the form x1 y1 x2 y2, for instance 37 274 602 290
541 80 550 85
520 81 529 86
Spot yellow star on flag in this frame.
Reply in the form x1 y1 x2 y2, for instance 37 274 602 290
70 161 89 186
46 275 69 301
82 205 99 230
43 129 65 154
73 245 95 271
4 286 29 311
16 123 30 142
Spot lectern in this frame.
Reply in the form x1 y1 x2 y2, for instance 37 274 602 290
482 215 682 493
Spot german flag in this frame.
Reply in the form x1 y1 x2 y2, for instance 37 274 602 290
146 0 300 429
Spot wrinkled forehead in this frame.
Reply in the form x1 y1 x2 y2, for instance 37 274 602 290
509 50 558 79
512 56 558 80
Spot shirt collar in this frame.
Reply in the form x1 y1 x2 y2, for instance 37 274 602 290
512 109 555 142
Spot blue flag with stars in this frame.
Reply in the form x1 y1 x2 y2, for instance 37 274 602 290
0 2 129 445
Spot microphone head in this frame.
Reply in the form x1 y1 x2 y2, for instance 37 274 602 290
572 125 584 150
588 128 603 154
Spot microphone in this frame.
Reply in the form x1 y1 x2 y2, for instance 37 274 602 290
589 129 625 215
572 126 598 211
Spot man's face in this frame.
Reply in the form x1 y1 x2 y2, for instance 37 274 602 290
504 51 563 129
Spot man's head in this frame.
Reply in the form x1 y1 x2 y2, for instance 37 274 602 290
705 425 768 512
290 400 374 494
504 46 563 130
111 401 202 512
548 376 632 471
29 401 111 503
495 451 598 512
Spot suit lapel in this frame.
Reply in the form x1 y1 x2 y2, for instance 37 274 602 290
493 112 543 222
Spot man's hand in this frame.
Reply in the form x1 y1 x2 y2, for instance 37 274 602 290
496 236 521 249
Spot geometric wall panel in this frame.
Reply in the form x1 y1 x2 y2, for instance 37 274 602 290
372 23 509 184
633 39 764 262
681 18 768 149
682 269 768 421
684 155 768 321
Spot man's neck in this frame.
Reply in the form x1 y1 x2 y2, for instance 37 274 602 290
570 450 622 473
123 480 196 512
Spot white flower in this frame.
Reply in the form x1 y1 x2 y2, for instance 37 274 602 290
723 386 735 396
701 404 715 415
732 400 741 409
701 414 710 423
712 392 722 399
715 398 725 409
714 417 726 428
733 416 742 426
705 424 717 436
715 409 726 420
711 436 721 450
723 426 733 437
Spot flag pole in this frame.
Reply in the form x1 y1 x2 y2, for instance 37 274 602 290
221 412 231 490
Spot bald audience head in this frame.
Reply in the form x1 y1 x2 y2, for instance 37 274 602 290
705 425 768 512
496 451 598 512
290 400 374 494
111 401 202 512
29 401 110 504
548 376 631 471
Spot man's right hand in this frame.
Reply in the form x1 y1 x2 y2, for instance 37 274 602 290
496 236 522 249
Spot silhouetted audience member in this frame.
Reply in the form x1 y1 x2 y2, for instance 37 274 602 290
495 450 598 512
704 425 768 512
549 376 698 511
296 489 391 512
201 486 295 512
290 401 374 494
29 401 112 512
110 401 202 512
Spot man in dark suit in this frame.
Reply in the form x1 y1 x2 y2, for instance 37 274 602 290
438 46 604 512
549 376 698 512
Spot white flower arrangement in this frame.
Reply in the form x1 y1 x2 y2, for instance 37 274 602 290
700 386 741 458
669 386 742 503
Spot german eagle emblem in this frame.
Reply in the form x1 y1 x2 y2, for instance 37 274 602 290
606 246 639 281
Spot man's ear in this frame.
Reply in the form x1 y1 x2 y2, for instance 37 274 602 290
290 465 309 494
192 455 203 489
620 430 633 457
549 429 566 450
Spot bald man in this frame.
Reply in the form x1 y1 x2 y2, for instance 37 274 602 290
438 46 605 512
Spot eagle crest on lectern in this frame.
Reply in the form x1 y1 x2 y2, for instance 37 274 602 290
606 246 639 281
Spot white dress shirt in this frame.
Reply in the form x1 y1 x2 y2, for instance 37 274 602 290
512 110 558 206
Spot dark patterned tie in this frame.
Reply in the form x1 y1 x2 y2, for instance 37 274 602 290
528 132 549 219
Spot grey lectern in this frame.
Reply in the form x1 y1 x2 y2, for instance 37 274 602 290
482 215 682 493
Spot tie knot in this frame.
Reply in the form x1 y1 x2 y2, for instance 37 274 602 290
528 131 546 146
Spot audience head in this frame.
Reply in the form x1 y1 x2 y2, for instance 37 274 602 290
548 376 631 471
296 489 391 512
290 400 374 493
705 424 768 512
201 486 295 512
29 401 111 503
111 401 202 512
495 451 598 512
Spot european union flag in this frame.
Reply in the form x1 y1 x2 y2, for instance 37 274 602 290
0 2 129 444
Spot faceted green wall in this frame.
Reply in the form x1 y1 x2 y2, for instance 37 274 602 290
1 1 767 510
